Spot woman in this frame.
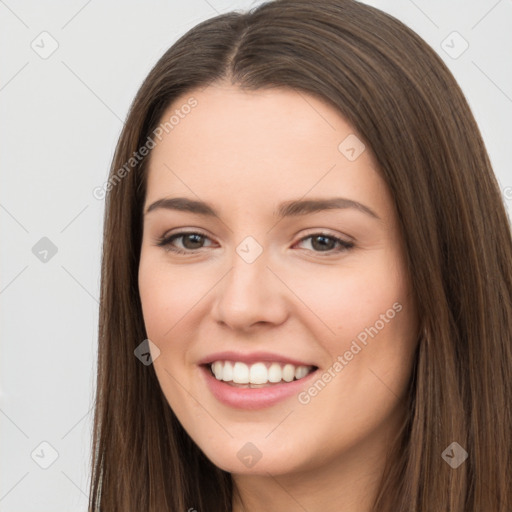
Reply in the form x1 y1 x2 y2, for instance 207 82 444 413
89 0 512 510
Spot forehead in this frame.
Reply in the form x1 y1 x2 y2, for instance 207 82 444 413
144 84 390 219
150 83 354 167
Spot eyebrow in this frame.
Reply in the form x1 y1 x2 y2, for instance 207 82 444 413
144 196 379 219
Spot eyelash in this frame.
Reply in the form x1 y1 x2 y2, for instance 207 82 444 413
155 231 354 256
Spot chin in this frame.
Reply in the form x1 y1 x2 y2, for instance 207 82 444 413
196 437 307 476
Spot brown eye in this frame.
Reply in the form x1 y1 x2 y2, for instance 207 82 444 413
156 231 213 254
296 234 354 254
178 233 205 250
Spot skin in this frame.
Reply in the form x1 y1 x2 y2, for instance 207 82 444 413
138 83 419 512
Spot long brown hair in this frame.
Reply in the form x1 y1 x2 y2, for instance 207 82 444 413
89 0 512 510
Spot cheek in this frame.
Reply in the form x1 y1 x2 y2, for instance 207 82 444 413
287 248 409 341
138 254 205 339
138 254 200 414
138 264 174 338
289 248 417 398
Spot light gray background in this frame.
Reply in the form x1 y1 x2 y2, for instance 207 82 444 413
1 0 511 510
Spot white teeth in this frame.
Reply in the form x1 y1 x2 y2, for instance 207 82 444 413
282 364 295 382
268 362 282 383
232 362 249 384
209 360 314 385
295 365 309 379
249 362 268 384
222 361 233 382
212 361 223 380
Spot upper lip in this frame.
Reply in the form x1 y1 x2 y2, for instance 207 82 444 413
198 351 317 368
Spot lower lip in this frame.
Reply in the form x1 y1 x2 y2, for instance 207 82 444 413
200 365 318 410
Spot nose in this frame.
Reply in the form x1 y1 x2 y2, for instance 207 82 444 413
210 244 289 332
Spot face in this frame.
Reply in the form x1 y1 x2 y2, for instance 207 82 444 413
138 83 418 478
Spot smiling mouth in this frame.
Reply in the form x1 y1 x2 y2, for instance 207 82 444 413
206 360 318 388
